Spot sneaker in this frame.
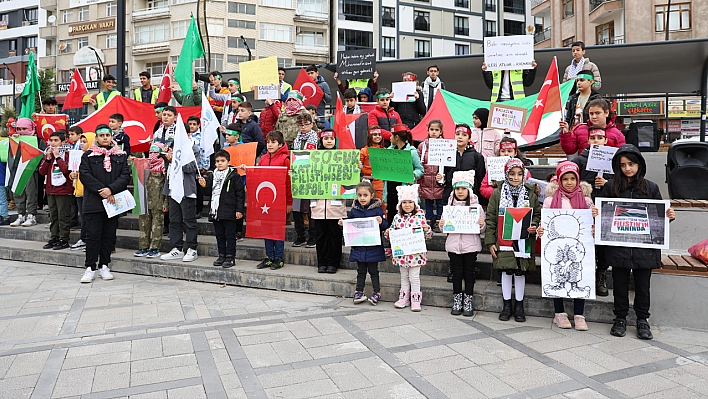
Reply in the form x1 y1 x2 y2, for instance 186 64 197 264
235 233 243 242
134 248 149 257
553 313 572 329
53 240 70 250
21 214 37 227
317 266 328 273
326 266 337 274
43 238 60 249
213 254 225 266
0 217 9 226
222 256 235 268
80 267 95 283
574 315 588 331
10 215 25 227
256 258 272 269
306 240 316 248
98 265 114 280
292 239 306 247
146 249 161 258
636 319 653 340
160 248 185 260
183 248 198 262
368 292 381 306
271 258 284 270
70 239 86 251
610 318 627 337
353 291 367 304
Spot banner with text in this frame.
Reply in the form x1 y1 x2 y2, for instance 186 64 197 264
368 147 414 183
484 35 534 71
290 150 360 199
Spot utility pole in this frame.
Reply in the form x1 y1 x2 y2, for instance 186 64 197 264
116 0 126 95
665 0 671 41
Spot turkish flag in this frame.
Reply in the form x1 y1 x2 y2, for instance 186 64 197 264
333 92 358 149
157 64 172 104
63 69 88 110
175 106 201 120
521 57 562 145
74 97 157 153
293 68 323 108
246 166 288 240
34 114 69 142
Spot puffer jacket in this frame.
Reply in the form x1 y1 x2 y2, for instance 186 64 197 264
348 199 389 263
367 106 398 141
471 128 501 161
542 180 594 210
571 147 614 200
79 149 131 214
386 208 433 268
276 109 311 150
391 90 426 129
443 146 486 206
444 195 486 255
598 145 665 270
240 114 265 156
258 143 292 206
39 151 73 195
259 101 280 138
382 143 425 201
417 139 444 200
203 167 245 222
561 118 626 155
310 199 346 220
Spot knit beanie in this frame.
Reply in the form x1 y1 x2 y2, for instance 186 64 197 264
396 184 420 211
452 170 475 189
556 161 580 183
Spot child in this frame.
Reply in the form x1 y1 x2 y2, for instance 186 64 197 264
418 119 445 233
340 181 388 304
222 123 243 149
596 145 675 340
69 132 95 251
134 143 169 258
560 98 626 156
385 184 432 311
9 118 40 227
384 124 424 223
187 116 211 218
0 157 8 225
485 158 541 322
108 113 131 155
237 102 265 156
359 126 385 202
39 130 74 250
254 131 292 270
367 88 399 141
311 129 346 274
563 69 602 129
480 137 532 200
470 108 502 161
198 150 245 268
291 112 318 248
153 106 178 147
439 170 485 316
537 162 594 331
67 126 83 228
343 88 362 114
305 104 325 130
442 124 486 207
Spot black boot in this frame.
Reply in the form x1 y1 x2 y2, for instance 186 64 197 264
499 299 512 321
451 293 463 316
636 319 653 340
596 269 609 297
514 299 526 322
462 293 474 317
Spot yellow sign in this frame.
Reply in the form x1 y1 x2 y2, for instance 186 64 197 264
238 56 278 92
668 110 701 118
68 19 116 35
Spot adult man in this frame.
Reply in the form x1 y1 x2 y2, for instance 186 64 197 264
422 65 445 110
482 61 537 102
134 71 159 104
90 75 121 109
278 67 292 102
172 79 203 107
563 41 602 90
306 65 332 121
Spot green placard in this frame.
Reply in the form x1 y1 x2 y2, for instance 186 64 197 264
617 101 664 116
0 138 7 162
290 150 360 199
368 147 414 183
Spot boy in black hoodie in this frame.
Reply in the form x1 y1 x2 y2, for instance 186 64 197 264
237 102 265 156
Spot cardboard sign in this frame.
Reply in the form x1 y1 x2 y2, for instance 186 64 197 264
68 150 83 171
290 150 360 199
255 85 279 100
238 56 279 92
343 217 382 247
391 82 417 102
426 139 456 167
442 206 481 234
483 35 534 71
486 156 511 182
595 198 670 250
489 103 528 133
368 147 414 183
103 190 136 218
336 49 376 80
225 142 258 176
586 144 618 174
389 228 427 257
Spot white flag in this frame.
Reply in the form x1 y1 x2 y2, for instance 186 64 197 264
167 114 196 204
200 93 219 159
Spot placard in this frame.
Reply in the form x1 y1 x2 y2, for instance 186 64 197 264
426 139 456 167
441 206 481 234
367 147 414 183
389 228 427 257
290 150 360 199
255 85 279 100
238 56 279 92
102 190 136 218
483 35 534 71
68 150 83 171
595 198 670 250
486 156 511 182
225 142 258 176
343 217 382 247
586 144 618 174
528 178 549 203
489 103 528 133
391 82 417 102
336 49 376 80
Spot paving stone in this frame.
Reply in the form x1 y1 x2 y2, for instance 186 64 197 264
563 388 611 399
284 320 322 339
130 365 201 387
272 340 312 364
166 384 207 399
395 345 457 364
128 392 167 399
92 362 130 392
264 378 339 399
241 343 283 368
546 349 611 377
161 335 194 357
131 354 197 373
322 362 373 392
425 371 486 399
636 386 708 399
236 331 295 346
131 337 163 361
62 351 131 370
613 346 678 366
51 366 95 398
258 366 328 389
4 350 49 378
299 332 358 349
454 366 517 398
66 342 131 358
338 381 426 399
606 373 680 397
307 341 370 360
504 367 573 391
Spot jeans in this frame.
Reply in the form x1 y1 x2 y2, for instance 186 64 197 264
47 195 72 241
425 199 443 223
168 197 198 251
356 262 380 293
553 298 585 316
613 268 652 320
264 239 285 259
84 212 119 270
213 219 237 257
449 252 477 295
0 186 8 218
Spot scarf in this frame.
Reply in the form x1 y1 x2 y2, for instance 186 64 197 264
88 141 125 172
153 123 176 145
148 151 165 173
209 168 230 219
550 162 588 210
285 99 304 116
499 160 529 209
294 130 318 150
567 57 586 79
423 77 442 109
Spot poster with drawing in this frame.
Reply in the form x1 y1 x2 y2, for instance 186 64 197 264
343 217 381 247
541 209 596 299
595 198 670 249
388 228 427 256
441 205 481 234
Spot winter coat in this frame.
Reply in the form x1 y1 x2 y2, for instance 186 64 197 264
417 139 444 200
347 199 389 263
310 199 346 220
367 106 399 141
598 145 664 270
542 181 594 210
471 128 501 161
561 119 626 156
563 57 602 90
484 183 541 272
386 208 433 268
240 114 265 156
173 87 203 106
571 148 614 200
39 151 73 196
258 143 292 206
276 109 311 150
564 90 603 127
480 169 532 200
203 167 245 222
382 143 425 201
391 90 426 129
259 101 280 138
314 75 332 117
360 146 384 200
443 146 486 206
444 196 486 255
112 130 131 155
79 149 131 214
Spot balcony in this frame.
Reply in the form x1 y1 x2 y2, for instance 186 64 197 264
534 27 551 43
39 25 56 39
132 7 170 22
132 42 169 55
40 0 57 11
596 35 624 45
455 27 469 36
455 0 469 7
39 55 55 69
293 8 328 23
293 43 328 56
531 0 549 12
589 0 623 23
504 2 525 14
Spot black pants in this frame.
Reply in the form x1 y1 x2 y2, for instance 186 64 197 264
169 197 198 251
553 298 585 315
71 196 79 226
236 213 244 237
386 181 402 223
293 211 315 242
596 245 609 272
84 212 119 270
196 184 204 215
213 219 237 257
77 197 86 241
356 262 380 292
315 219 342 267
449 252 477 295
613 268 652 320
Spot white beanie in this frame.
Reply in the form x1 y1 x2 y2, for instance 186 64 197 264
396 184 420 211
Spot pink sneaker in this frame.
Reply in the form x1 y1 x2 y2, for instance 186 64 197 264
574 315 588 331
394 290 410 308
554 313 572 329
411 292 422 312
385 248 392 257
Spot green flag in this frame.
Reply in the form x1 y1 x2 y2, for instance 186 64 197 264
19 51 40 118
174 15 205 94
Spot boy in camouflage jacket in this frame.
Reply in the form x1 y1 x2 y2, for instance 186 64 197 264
135 143 169 258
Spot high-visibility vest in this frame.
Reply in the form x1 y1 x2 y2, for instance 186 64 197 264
491 70 525 101
348 79 369 93
134 86 159 104
95 90 121 108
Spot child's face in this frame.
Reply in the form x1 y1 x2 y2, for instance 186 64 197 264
108 118 121 131
454 187 469 200
473 114 482 128
619 156 639 180
162 111 176 126
345 98 357 108
68 131 80 143
428 124 442 139
507 167 524 187
455 131 470 148
588 106 609 126
576 77 593 91
80 137 89 151
228 82 240 93
188 120 200 133
370 132 382 144
44 103 57 114
214 156 229 171
561 173 577 192
377 97 390 109
588 134 607 145
401 200 415 214
359 94 369 102
237 107 251 120
357 189 372 207
96 133 112 147
499 147 516 157
266 139 283 154
225 134 239 144
322 137 336 149
48 136 62 147
297 120 313 133
308 109 317 119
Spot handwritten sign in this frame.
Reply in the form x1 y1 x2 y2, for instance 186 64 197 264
225 142 258 176
103 190 136 218
442 206 481 234
489 103 528 133
486 156 511 182
528 178 549 203
238 56 278 92
391 82 416 102
343 217 382 246
427 139 456 167
368 147 414 183
68 150 83 171
336 49 376 80
255 85 279 100
484 35 534 71
290 150 360 199
389 228 427 257
586 144 618 174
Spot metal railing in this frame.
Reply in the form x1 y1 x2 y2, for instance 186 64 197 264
589 0 606 11
414 21 430 31
597 35 624 45
534 27 551 43
455 27 469 36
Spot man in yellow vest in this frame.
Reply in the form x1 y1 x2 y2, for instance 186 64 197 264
90 75 121 109
481 61 537 102
134 71 159 104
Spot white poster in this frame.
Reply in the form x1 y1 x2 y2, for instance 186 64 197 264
586 144 618 174
102 190 136 218
391 82 416 102
483 35 535 71
486 156 511 182
595 198 670 249
528 178 549 203
343 217 382 247
68 150 83 171
389 228 427 256
426 139 456 167
441 206 481 234
255 85 279 100
541 209 596 299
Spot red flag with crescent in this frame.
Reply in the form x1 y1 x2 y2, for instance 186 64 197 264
333 92 358 149
246 166 288 240
63 68 88 110
33 114 68 142
293 68 324 108
157 64 172 104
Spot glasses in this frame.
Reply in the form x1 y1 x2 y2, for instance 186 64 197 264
297 122 312 127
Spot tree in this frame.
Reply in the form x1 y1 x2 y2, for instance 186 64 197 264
35 68 58 112
0 105 17 137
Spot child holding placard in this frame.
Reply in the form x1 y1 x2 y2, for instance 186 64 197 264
359 126 385 202
69 132 95 251
480 137 532 200
39 130 74 250
438 170 485 316
384 184 432 312
417 119 445 232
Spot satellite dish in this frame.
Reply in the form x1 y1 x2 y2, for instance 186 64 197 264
526 25 536 34
58 43 67 51
47 15 56 24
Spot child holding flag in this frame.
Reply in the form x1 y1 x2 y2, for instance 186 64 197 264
39 130 74 250
69 132 95 251
9 118 41 227
134 143 169 258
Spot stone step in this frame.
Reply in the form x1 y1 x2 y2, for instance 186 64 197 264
0 237 620 324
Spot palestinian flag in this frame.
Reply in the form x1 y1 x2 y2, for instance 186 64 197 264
340 184 357 199
4 138 19 186
614 206 648 218
502 207 533 241
290 151 311 165
131 158 150 215
8 139 43 196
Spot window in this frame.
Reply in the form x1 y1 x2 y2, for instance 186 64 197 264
76 37 88 49
228 36 256 49
562 0 573 19
414 11 430 31
655 3 691 31
414 39 430 58
228 2 256 14
25 36 37 52
24 8 38 24
60 70 72 83
260 0 290 6
455 44 469 55
382 7 395 27
211 54 224 71
504 20 524 35
562 36 575 47
342 0 373 23
106 33 117 48
503 0 524 14
260 23 293 42
146 61 168 78
78 7 89 21
9 39 17 51
106 1 116 17
595 21 614 44
338 29 372 50
485 0 496 12
228 19 256 29
455 0 469 7
147 0 168 8
297 0 325 13
59 40 73 54
227 55 249 64
296 30 324 46
134 23 169 44
382 36 395 58
454 16 469 36
277 58 292 67
485 20 497 36
172 20 188 39
62 10 72 23
173 0 195 4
